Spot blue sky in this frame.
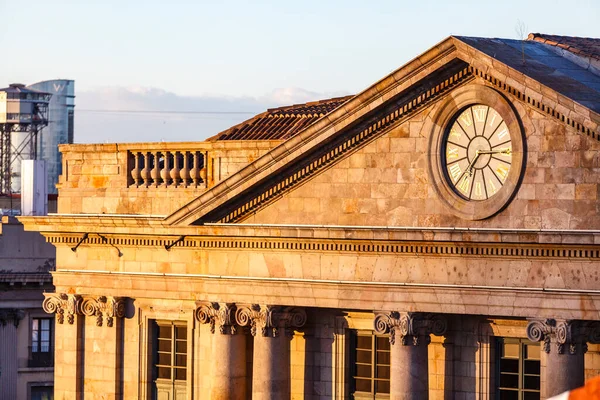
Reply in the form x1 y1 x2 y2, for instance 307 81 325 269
0 0 598 142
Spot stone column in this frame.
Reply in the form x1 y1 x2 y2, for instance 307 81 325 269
374 312 447 400
527 319 600 398
43 293 84 400
196 302 247 400
236 305 307 400
0 309 24 400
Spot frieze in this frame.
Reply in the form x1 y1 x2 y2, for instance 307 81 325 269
44 233 600 261
195 302 238 334
235 304 307 337
526 319 600 355
374 312 447 346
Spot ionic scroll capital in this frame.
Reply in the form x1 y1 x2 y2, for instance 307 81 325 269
195 302 239 335
235 304 307 337
81 296 126 327
374 312 447 346
42 293 82 324
527 319 600 355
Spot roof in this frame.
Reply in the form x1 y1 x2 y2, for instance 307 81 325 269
208 95 353 141
0 272 52 284
456 36 600 114
0 83 49 95
528 33 600 63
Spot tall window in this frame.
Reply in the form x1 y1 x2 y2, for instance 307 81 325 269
31 318 53 367
351 331 390 399
153 321 187 399
496 338 540 400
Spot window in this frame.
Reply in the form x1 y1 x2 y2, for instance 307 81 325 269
30 318 53 367
351 331 390 399
153 321 187 399
30 385 53 400
496 338 540 400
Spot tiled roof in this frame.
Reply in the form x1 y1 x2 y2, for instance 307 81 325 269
528 33 600 62
209 95 353 141
456 36 600 114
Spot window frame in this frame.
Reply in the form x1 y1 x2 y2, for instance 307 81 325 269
152 320 188 386
350 330 391 400
495 337 541 400
30 317 54 368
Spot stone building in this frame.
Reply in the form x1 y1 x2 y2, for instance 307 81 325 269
19 33 600 399
0 216 55 400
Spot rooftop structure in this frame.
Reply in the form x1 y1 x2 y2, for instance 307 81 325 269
0 84 51 195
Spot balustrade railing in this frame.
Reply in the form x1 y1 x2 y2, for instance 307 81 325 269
128 150 209 188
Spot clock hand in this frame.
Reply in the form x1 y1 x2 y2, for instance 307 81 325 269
477 148 512 155
466 150 481 177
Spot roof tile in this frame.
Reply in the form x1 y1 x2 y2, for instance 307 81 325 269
208 95 353 141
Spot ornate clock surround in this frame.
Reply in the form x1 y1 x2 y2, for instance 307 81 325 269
428 85 526 220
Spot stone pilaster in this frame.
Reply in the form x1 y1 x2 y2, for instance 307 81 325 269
43 293 128 399
43 293 84 400
196 302 247 400
236 305 307 400
374 312 447 400
527 319 600 397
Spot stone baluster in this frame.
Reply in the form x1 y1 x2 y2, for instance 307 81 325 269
160 151 170 187
527 319 600 397
140 152 151 187
196 302 247 400
151 152 160 187
236 305 307 400
130 152 141 187
374 312 447 400
180 151 190 187
170 151 181 187
190 151 200 187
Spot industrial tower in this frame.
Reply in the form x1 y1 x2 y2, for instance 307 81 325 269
0 84 51 195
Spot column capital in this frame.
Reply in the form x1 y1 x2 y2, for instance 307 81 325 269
526 319 600 355
43 293 126 327
0 308 25 327
42 293 82 324
235 304 307 337
195 302 240 334
374 311 447 346
80 295 126 327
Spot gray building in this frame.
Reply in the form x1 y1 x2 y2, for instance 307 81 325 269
26 80 74 194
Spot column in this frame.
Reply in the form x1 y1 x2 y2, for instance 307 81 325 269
527 319 600 397
196 302 247 400
236 305 307 400
43 293 84 400
374 312 447 400
0 309 24 400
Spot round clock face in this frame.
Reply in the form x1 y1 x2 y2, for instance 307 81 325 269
443 105 513 201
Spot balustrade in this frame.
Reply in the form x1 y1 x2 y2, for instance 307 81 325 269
128 150 208 188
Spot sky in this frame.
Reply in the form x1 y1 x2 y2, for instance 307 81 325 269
0 0 599 143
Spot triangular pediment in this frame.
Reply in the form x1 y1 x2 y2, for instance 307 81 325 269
166 36 600 228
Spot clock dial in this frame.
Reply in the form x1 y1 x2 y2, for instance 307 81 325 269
443 105 513 201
